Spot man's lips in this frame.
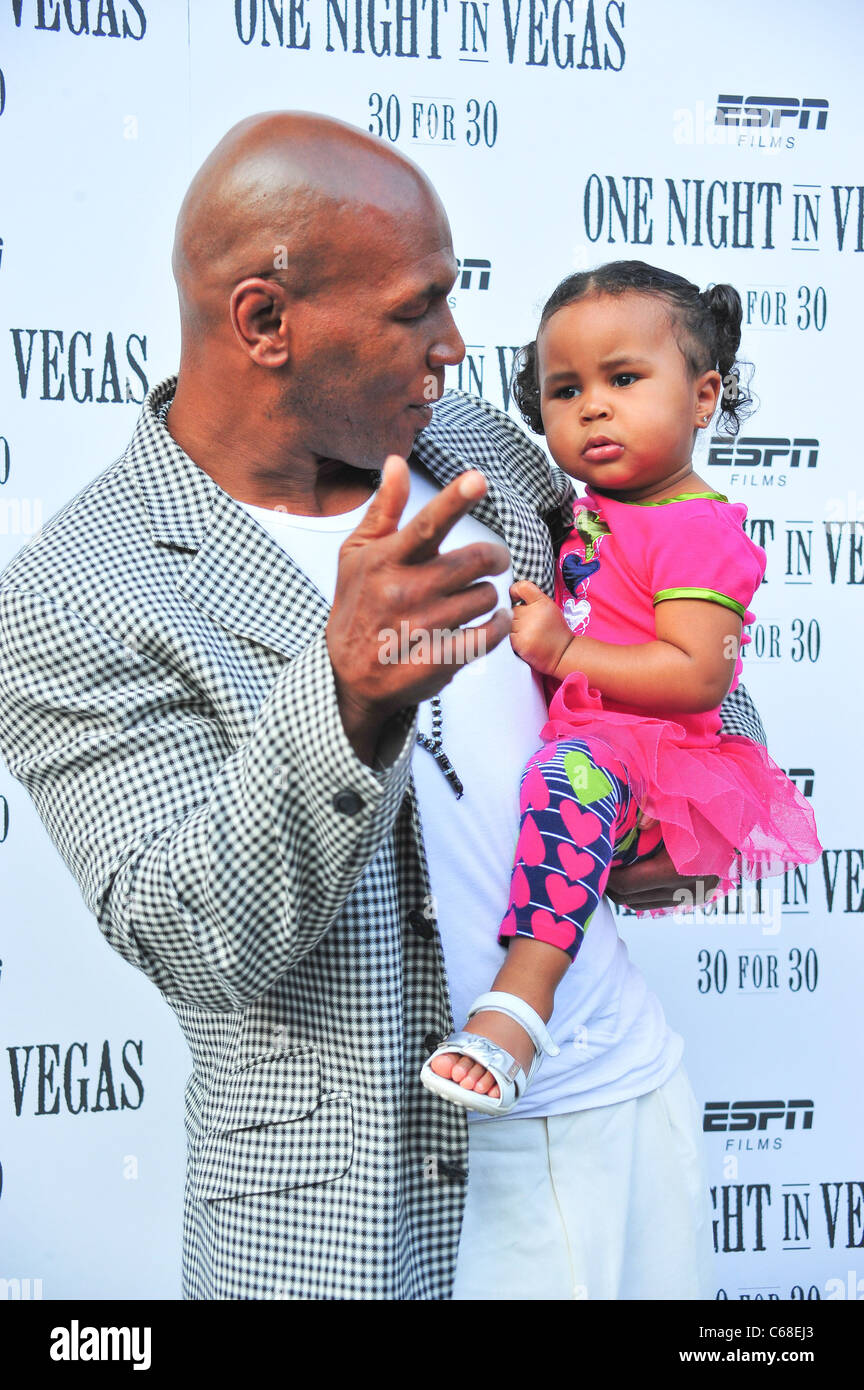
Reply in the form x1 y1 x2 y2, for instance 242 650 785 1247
582 437 623 463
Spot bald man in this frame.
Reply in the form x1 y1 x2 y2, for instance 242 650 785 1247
0 113 765 1300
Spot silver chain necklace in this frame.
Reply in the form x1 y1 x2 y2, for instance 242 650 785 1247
155 395 463 797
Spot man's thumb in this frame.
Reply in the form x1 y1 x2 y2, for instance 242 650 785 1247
347 454 410 544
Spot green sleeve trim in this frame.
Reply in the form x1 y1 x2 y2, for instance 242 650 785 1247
624 491 729 506
653 587 746 618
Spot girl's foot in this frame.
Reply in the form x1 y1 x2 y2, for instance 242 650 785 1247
428 1007 538 1100
420 991 561 1114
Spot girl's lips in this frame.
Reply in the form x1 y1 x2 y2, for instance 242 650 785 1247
582 442 624 463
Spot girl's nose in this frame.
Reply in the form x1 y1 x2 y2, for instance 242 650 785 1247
580 394 611 422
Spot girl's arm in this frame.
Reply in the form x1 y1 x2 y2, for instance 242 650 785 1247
510 581 741 714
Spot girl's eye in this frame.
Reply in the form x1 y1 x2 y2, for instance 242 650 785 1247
613 372 638 387
555 385 581 399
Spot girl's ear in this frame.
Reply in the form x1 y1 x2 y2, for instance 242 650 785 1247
694 369 722 428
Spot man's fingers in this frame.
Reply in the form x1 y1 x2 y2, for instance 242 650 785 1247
343 454 410 547
429 541 511 594
411 581 504 635
328 461 512 721
441 608 514 669
391 469 489 564
380 609 513 708
606 851 720 910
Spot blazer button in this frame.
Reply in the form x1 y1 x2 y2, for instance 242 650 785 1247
437 1159 469 1182
407 908 435 940
333 790 363 815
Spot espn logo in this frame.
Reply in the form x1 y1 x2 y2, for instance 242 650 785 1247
456 257 491 291
708 436 819 468
704 1100 814 1132
715 96 828 130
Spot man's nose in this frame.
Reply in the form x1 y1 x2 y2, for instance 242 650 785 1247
428 303 466 368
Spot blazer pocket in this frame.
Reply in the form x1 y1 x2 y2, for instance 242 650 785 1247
193 1049 353 1203
211 1047 322 1133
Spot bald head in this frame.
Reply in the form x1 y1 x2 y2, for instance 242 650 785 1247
167 112 462 478
172 111 440 342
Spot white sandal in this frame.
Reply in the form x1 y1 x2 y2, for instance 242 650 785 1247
419 991 560 1115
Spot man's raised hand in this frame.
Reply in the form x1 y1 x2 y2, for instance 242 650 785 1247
326 454 512 763
606 847 719 912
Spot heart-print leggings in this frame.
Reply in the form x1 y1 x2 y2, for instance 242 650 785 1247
497 737 663 960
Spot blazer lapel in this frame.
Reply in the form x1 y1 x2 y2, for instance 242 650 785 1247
176 494 331 661
412 412 506 537
412 401 557 593
129 381 329 661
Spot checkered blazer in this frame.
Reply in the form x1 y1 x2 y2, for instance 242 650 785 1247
0 377 766 1300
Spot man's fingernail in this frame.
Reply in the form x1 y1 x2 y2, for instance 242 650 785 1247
458 472 485 499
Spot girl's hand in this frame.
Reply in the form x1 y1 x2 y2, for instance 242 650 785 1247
509 580 575 677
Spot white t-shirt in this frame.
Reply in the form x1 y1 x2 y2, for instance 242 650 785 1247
236 462 682 1120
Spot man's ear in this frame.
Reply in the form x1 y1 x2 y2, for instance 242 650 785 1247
230 278 291 367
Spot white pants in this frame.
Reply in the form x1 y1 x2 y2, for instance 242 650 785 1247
452 1063 714 1300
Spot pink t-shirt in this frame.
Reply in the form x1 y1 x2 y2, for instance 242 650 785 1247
551 487 767 745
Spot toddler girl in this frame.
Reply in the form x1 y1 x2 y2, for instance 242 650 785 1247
421 260 822 1113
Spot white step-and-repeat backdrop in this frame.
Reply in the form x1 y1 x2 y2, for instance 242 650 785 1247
1 0 861 1301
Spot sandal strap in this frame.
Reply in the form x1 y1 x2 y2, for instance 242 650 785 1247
432 1031 524 1087
467 991 560 1059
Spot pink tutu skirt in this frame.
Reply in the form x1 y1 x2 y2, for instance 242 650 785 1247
542 672 822 895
